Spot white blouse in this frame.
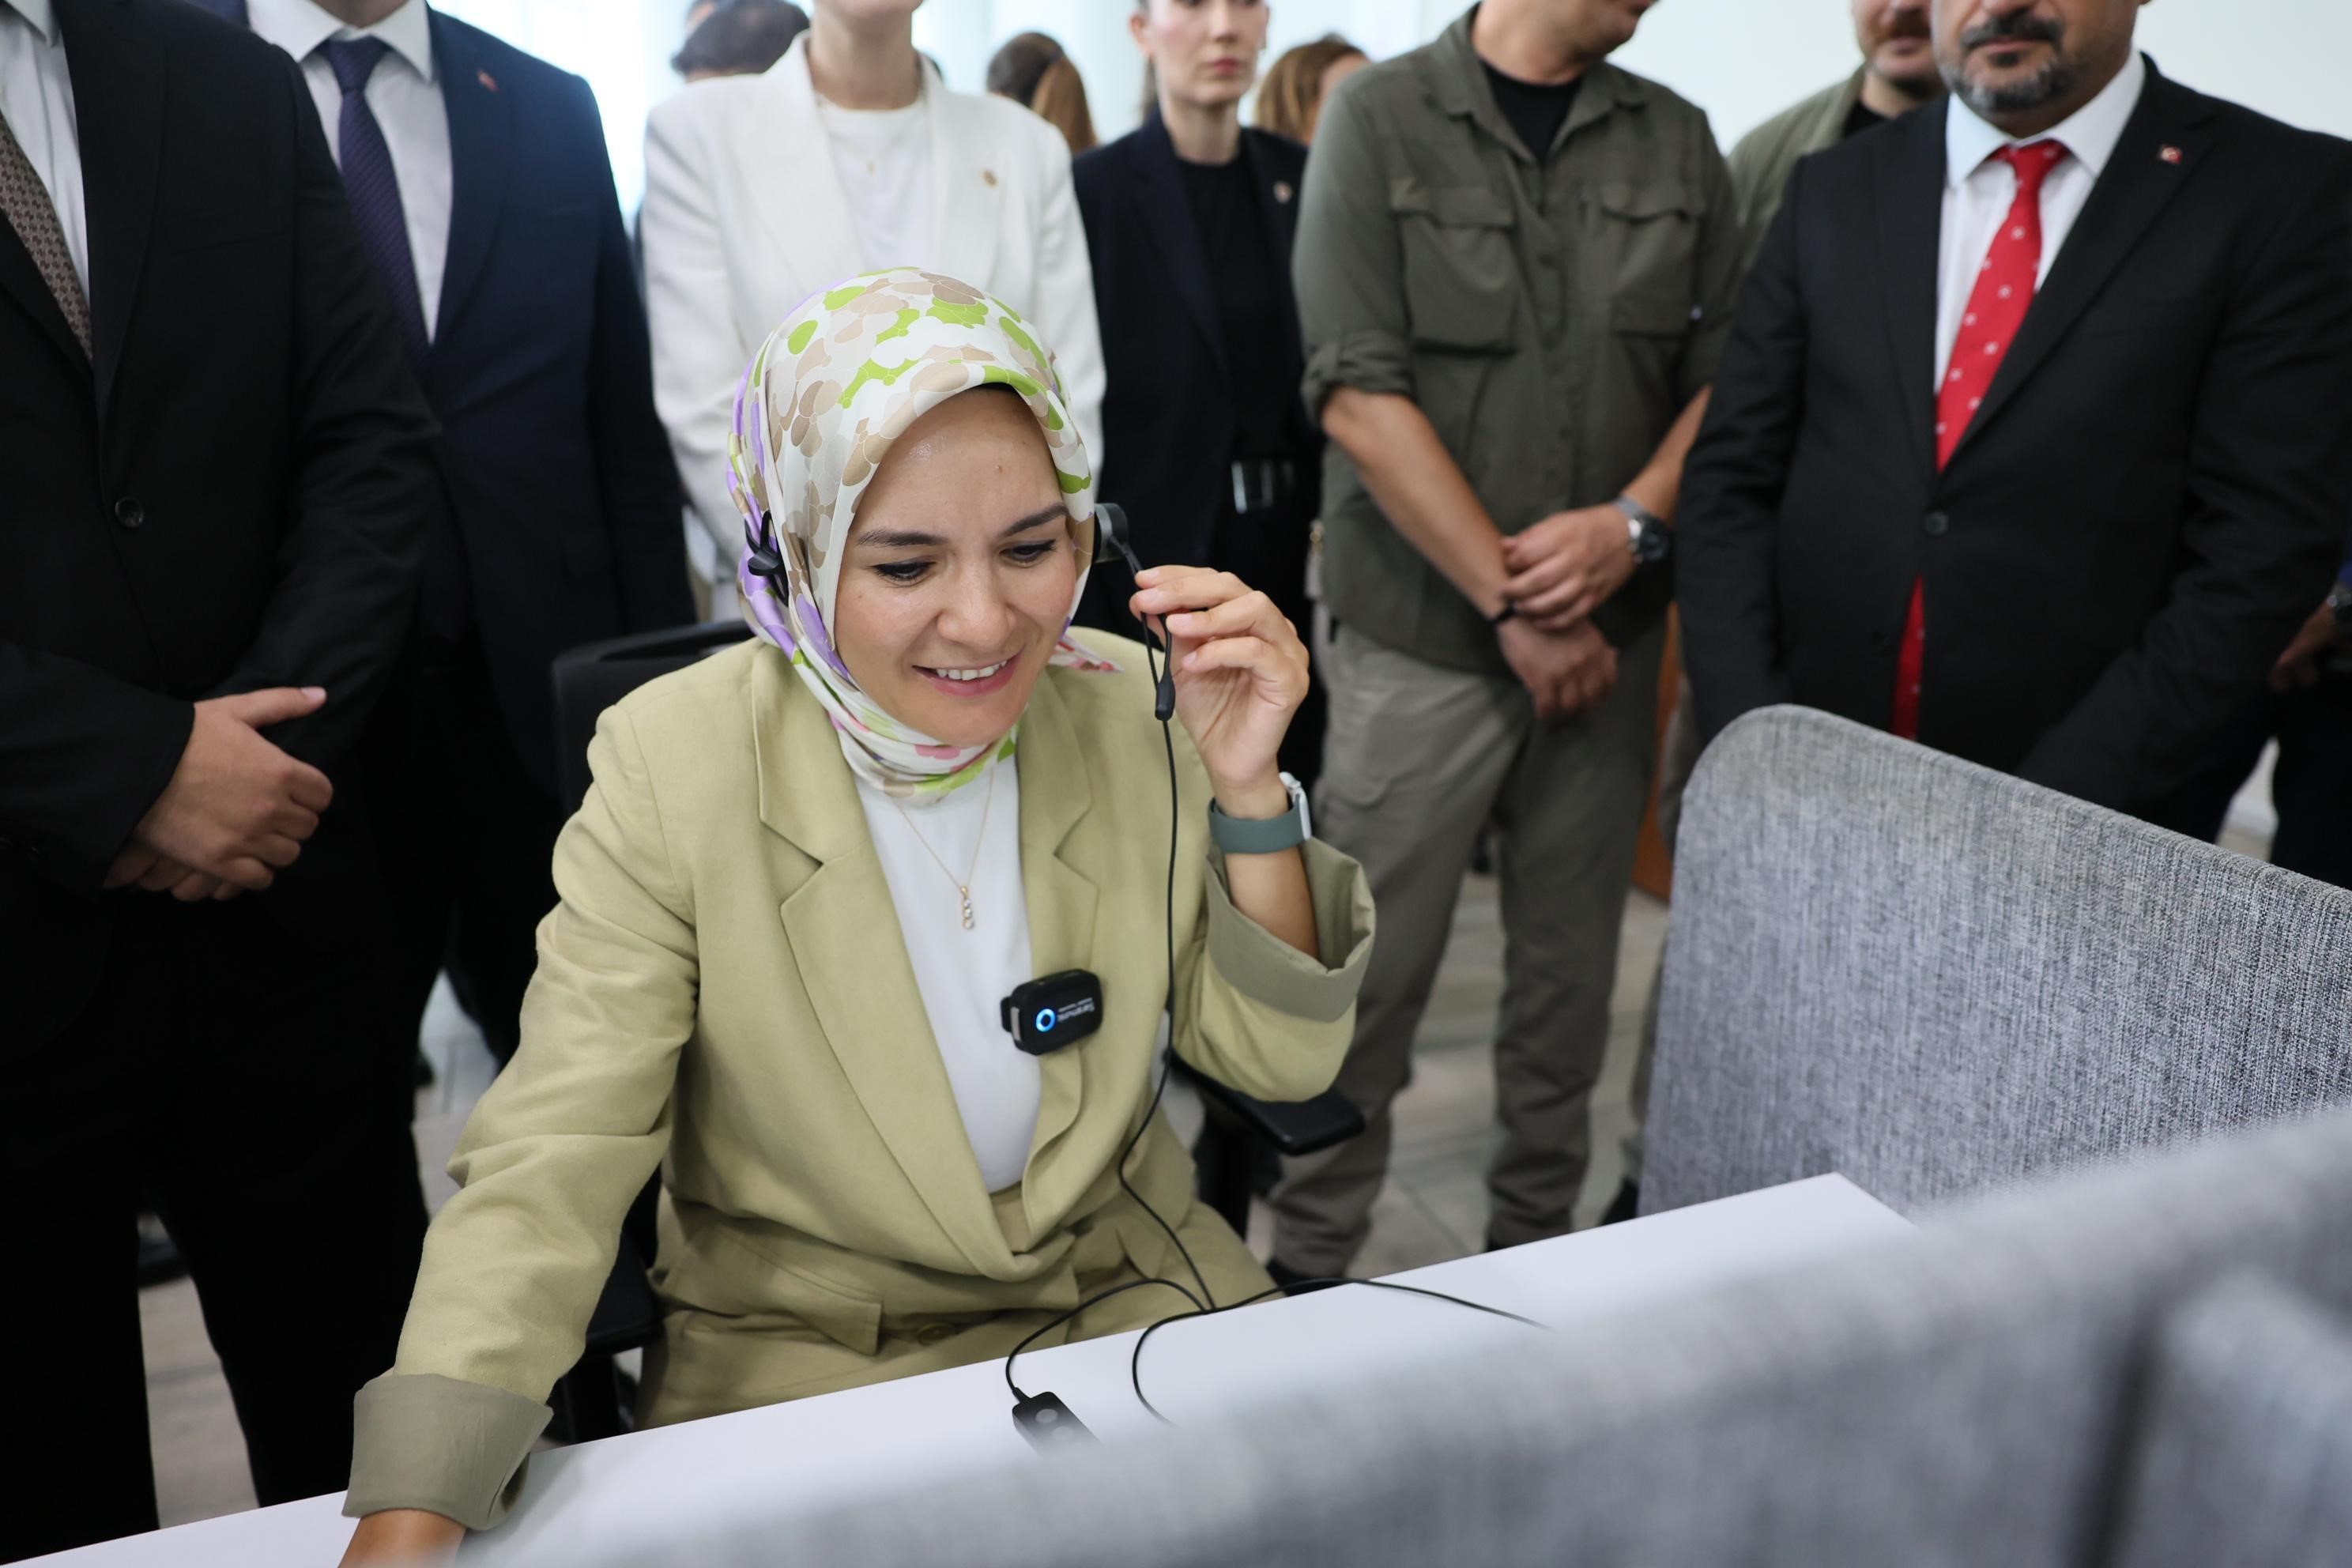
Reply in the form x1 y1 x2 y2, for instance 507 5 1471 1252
852 752 1041 1193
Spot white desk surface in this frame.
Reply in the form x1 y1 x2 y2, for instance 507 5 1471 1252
42 1175 1909 1567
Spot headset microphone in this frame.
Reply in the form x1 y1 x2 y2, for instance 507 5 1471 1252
1095 503 1178 722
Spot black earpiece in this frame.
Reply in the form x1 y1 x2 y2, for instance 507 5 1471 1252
745 513 786 582
1095 503 1177 722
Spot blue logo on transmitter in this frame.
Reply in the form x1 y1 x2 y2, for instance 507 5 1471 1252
1035 1008 1058 1033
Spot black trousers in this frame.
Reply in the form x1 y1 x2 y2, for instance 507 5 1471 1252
0 895 427 1561
2160 669 2352 888
367 635 565 1065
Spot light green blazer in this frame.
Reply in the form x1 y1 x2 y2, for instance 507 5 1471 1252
346 634 1374 1528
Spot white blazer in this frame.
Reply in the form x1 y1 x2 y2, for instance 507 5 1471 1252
642 35 1106 558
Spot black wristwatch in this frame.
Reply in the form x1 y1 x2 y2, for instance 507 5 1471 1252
1614 496 1672 564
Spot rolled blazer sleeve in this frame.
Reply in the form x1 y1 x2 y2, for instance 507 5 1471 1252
1168 738 1374 1104
347 706 698 1529
1295 79 1414 414
642 94 746 558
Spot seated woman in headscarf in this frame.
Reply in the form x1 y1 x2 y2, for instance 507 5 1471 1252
337 269 1373 1565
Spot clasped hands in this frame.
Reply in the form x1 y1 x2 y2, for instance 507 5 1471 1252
1495 504 1638 722
103 687 334 902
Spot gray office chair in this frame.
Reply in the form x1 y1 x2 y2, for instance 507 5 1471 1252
1644 706 2352 1216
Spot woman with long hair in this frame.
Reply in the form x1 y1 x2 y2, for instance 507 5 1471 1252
1072 0 1325 787
988 31 1099 156
1256 32 1366 144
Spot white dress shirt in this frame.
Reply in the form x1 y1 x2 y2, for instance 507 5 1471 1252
1935 50 2147 385
0 0 86 293
816 92 935 274
249 0 451 341
854 752 1042 1194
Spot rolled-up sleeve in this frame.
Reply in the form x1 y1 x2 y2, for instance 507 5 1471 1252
345 705 699 1529
1295 80 1413 415
1176 832 1374 1105
345 1374 551 1529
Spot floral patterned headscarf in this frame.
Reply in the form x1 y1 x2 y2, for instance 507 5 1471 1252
729 269 1116 798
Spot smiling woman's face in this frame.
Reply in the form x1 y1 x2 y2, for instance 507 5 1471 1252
831 388 1081 751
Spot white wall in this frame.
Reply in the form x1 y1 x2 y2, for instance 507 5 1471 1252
916 0 2352 149
443 0 2352 215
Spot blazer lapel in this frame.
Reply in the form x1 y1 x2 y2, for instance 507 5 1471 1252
753 653 1008 1272
1133 115 1227 384
1951 67 2213 466
61 0 162 417
429 12 506 349
748 34 864 293
1874 104 1947 485
924 66 1002 292
0 221 88 375
1010 671 1101 1223
1242 130 1305 374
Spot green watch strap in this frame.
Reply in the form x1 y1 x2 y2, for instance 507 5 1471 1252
1209 790 1309 855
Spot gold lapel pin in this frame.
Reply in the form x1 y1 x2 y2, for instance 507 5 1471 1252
982 168 999 187
1274 180 1295 204
478 69 499 92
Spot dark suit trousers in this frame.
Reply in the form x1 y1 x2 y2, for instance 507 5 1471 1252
2158 668 2352 888
0 896 426 1561
367 633 564 1065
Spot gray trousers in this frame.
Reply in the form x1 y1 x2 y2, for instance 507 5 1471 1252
1269 621 1664 1274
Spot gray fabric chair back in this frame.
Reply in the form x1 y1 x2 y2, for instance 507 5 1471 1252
2107 1273 2352 1568
1644 707 2352 1217
564 1105 2352 1568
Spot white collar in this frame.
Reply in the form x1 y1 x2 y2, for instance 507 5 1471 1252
2 0 58 46
1945 47 2147 188
248 0 437 85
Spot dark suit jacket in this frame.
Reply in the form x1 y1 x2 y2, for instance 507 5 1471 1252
1072 119 1319 627
0 0 438 1051
190 0 693 796
1679 61 2352 817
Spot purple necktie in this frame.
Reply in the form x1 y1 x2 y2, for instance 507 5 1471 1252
319 38 428 370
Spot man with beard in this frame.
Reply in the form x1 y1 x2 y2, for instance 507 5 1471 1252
1678 0 2352 830
1728 0 1947 260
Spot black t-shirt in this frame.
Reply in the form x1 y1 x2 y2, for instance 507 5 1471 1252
1178 153 1295 462
1483 62 1585 163
1842 97 1890 141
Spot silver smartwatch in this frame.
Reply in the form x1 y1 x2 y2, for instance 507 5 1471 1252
1208 771 1313 855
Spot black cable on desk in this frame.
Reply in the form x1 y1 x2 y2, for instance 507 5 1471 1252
1125 1278 1547 1423
1004 1276 1206 1404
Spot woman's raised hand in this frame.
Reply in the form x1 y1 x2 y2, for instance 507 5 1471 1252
1129 565 1309 818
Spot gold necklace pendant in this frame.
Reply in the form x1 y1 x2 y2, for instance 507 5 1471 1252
893 763 997 934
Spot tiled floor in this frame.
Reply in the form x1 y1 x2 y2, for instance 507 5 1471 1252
137 867 1660 1530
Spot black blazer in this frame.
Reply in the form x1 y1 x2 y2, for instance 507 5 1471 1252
192 0 694 796
1073 119 1318 621
1679 62 2352 817
0 0 439 1049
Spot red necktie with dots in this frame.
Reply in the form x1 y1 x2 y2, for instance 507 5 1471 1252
1893 138 2067 741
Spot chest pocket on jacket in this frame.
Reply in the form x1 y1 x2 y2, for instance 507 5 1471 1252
1589 181 1699 335
1391 179 1519 353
